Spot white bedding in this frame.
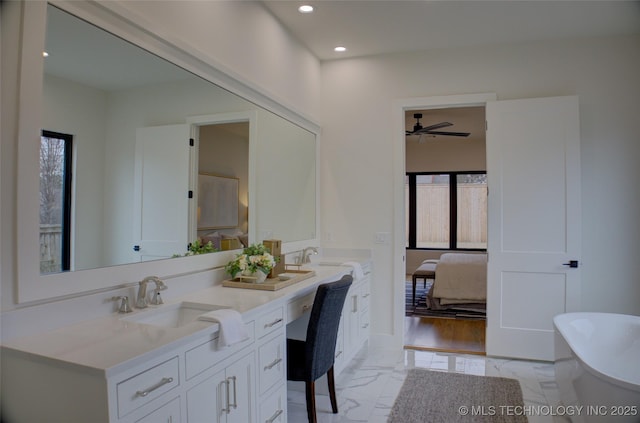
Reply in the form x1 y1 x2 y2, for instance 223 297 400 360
433 253 487 304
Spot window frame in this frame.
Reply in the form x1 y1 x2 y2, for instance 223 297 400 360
406 170 487 251
41 130 73 271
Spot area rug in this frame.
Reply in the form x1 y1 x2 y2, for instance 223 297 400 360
388 369 527 423
406 281 486 320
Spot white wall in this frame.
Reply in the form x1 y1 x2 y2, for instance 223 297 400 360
319 34 640 338
112 0 322 120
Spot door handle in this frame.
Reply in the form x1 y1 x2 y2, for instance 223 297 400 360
563 260 579 268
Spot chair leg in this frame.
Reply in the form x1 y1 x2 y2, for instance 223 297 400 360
305 380 317 423
328 366 338 413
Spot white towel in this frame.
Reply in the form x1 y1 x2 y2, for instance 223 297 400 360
198 308 249 348
342 261 364 279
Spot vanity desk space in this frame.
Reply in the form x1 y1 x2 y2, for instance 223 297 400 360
1 260 371 423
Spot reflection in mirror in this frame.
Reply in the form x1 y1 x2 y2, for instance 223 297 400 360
39 5 316 275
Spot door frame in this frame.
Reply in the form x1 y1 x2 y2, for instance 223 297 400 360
186 111 258 245
391 93 497 348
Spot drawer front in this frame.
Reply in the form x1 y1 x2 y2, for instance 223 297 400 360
287 291 315 323
135 396 181 423
117 356 180 418
259 384 287 423
185 321 255 380
256 306 284 339
258 335 285 395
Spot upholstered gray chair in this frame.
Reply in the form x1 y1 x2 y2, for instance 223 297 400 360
286 275 353 423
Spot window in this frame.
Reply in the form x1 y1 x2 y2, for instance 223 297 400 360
406 172 487 250
40 130 73 273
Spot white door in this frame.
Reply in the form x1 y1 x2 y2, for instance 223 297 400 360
225 354 255 423
133 124 191 261
486 96 581 361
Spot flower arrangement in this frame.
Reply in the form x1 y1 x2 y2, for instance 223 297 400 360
225 243 276 279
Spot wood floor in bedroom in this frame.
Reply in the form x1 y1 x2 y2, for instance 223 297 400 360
404 316 486 355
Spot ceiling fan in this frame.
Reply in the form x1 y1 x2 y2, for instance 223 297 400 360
406 113 470 139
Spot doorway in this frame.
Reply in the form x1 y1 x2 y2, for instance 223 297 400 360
403 106 488 353
394 94 581 361
391 93 497 349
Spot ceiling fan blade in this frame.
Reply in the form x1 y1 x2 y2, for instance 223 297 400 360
418 121 453 132
425 130 470 137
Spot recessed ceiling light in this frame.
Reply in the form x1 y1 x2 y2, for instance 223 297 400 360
298 5 314 13
334 46 347 53
43 51 49 57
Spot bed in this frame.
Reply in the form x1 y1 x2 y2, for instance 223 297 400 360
426 253 487 312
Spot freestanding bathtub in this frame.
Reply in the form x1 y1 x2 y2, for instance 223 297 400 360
554 312 640 422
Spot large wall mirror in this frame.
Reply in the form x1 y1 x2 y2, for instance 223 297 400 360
16 2 317 302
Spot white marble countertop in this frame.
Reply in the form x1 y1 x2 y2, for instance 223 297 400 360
1 264 355 377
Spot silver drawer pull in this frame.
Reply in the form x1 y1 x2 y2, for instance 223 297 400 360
363 293 370 298
264 318 283 328
335 350 343 359
135 377 173 397
362 323 369 329
264 357 283 371
227 376 237 409
266 409 283 423
220 380 230 414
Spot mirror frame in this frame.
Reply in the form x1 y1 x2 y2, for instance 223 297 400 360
16 1 320 303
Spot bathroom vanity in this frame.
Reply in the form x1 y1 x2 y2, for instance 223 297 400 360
1 261 371 423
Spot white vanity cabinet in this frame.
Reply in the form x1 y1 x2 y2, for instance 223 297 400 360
1 261 372 423
335 269 371 374
186 350 255 423
255 306 288 423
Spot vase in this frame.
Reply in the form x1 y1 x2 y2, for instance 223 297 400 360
240 269 268 283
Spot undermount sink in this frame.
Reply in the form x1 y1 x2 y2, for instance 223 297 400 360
121 301 228 328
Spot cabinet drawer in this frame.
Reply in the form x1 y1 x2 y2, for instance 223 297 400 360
258 335 285 395
185 321 255 380
135 396 181 423
256 306 284 339
287 291 315 323
259 384 286 423
117 356 180 418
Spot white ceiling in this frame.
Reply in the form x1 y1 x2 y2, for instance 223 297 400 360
262 0 640 61
45 2 640 91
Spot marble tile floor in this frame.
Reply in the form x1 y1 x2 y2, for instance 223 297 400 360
287 344 568 423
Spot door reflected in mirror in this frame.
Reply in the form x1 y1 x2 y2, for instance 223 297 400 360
39 5 316 275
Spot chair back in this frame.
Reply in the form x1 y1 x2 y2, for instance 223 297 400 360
304 274 353 381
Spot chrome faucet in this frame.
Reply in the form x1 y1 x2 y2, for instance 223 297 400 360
301 247 318 264
136 276 167 308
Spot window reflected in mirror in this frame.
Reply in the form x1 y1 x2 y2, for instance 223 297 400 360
40 131 72 274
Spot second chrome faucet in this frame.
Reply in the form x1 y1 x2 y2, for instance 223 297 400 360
136 276 168 308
